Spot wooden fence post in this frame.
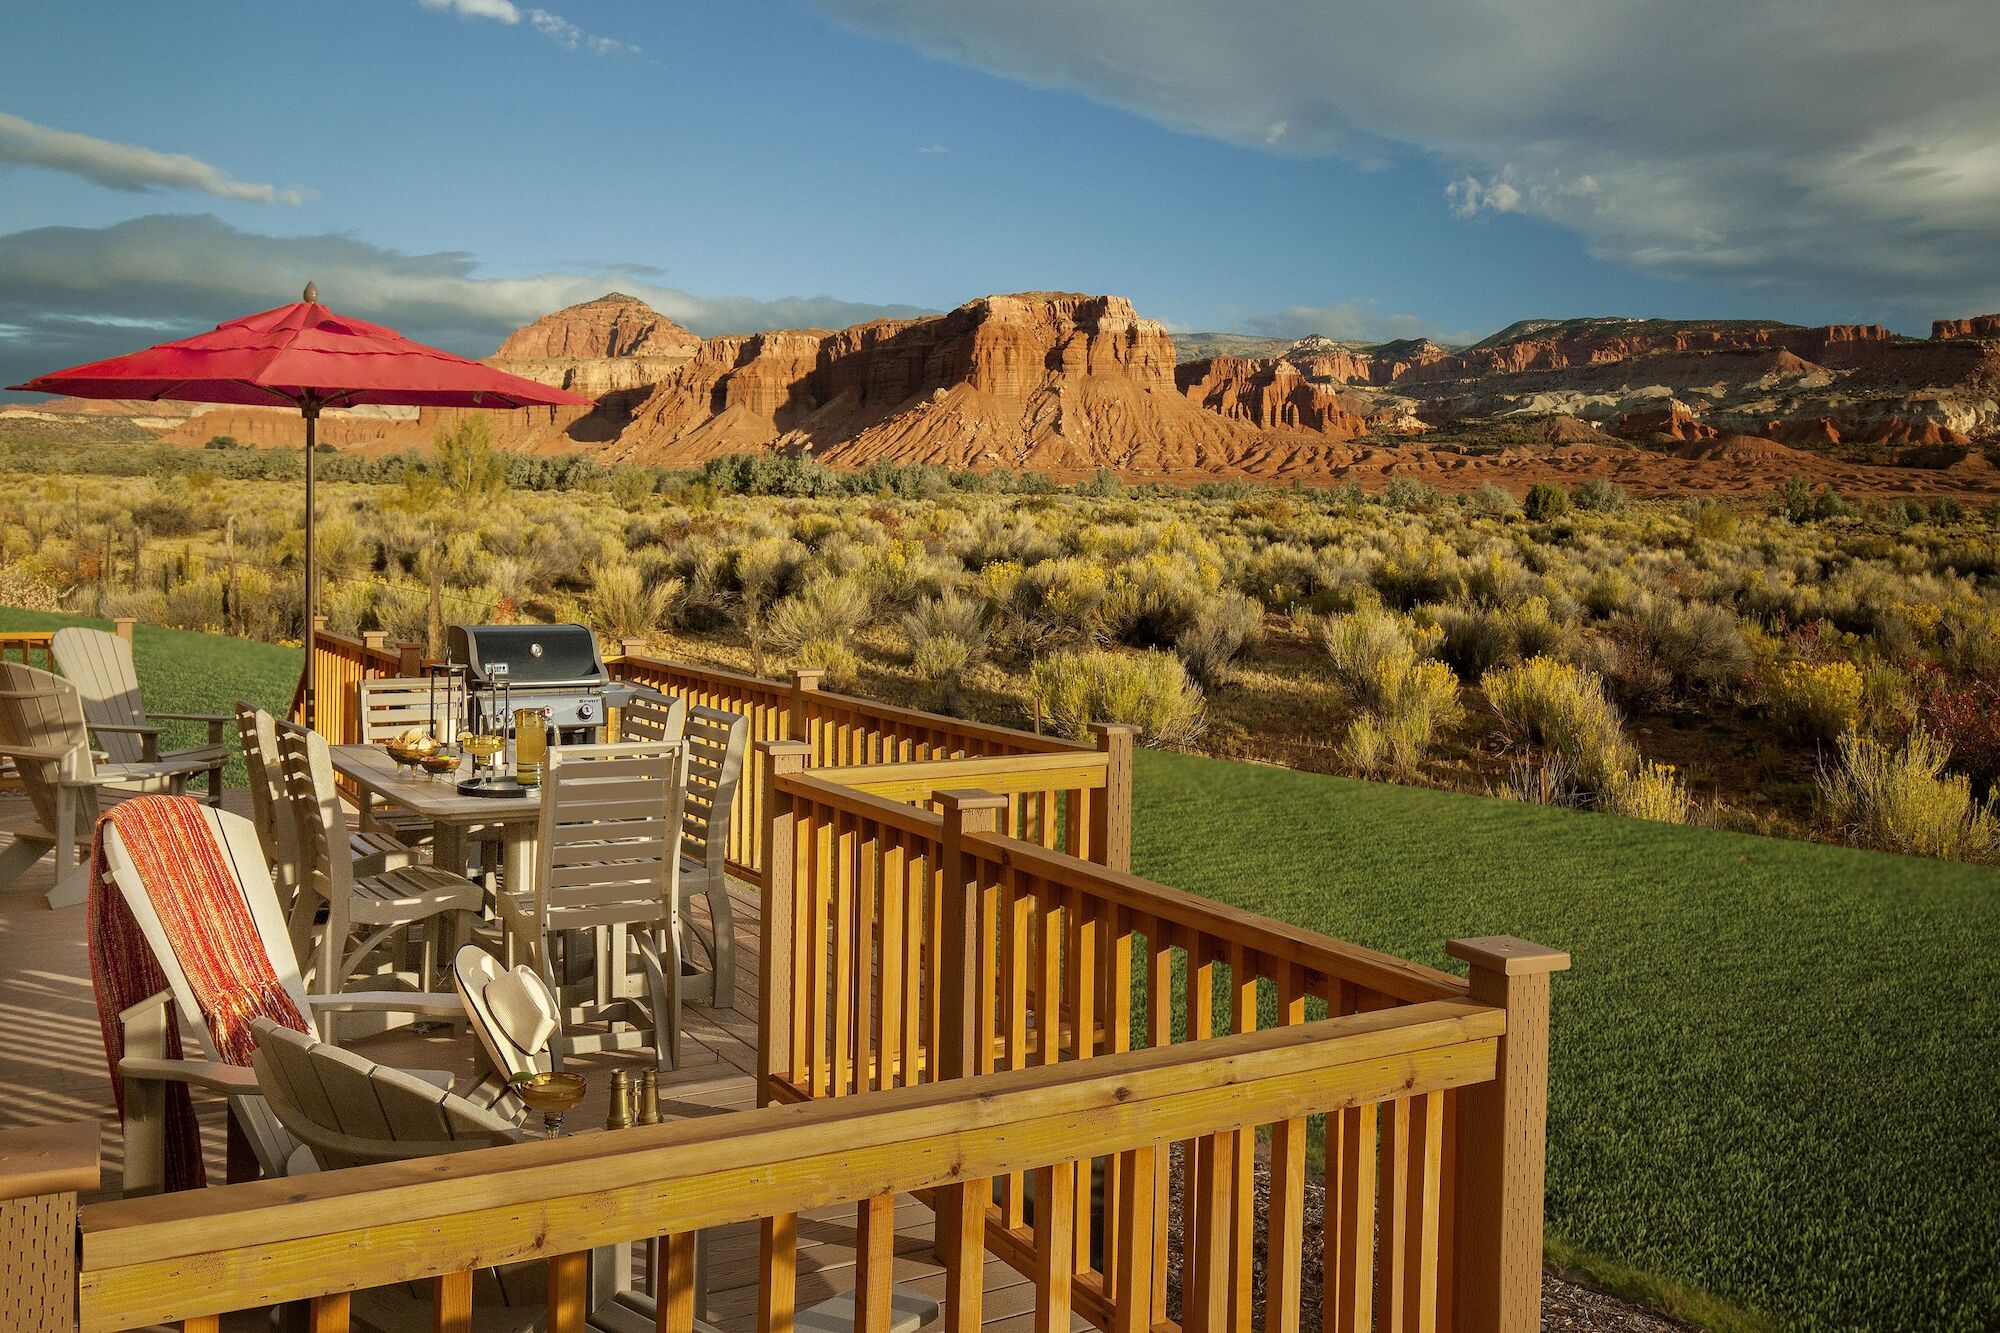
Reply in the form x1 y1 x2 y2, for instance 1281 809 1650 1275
112 616 135 643
757 740 814 1105
787 668 823 748
1088 723 1136 873
395 641 424 677
0 1121 99 1333
934 789 1006 1083
618 637 648 661
361 630 387 658
1446 936 1570 1333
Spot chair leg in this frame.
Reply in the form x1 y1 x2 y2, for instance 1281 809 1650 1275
0 834 51 892
419 921 438 994
704 876 736 1010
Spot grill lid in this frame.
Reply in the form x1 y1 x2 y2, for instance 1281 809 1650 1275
448 623 606 687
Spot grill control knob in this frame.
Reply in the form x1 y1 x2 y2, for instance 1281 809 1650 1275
578 702 595 720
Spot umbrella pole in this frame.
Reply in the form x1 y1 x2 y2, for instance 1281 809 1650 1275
302 403 318 729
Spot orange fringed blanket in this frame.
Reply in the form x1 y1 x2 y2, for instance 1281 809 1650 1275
88 795 309 1191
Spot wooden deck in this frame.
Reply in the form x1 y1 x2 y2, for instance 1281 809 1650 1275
0 789 1054 1333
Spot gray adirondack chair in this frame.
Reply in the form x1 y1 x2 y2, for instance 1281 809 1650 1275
95 801 478 1194
50 626 228 805
0 662 211 908
678 706 747 1010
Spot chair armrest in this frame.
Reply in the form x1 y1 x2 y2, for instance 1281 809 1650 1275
149 712 232 725
306 991 464 1019
0 741 75 762
88 721 163 759
117 1056 261 1096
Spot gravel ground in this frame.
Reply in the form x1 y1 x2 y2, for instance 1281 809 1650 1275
1149 1144 1686 1333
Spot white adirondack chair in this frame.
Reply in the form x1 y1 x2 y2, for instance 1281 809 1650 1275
677 706 747 1010
496 740 688 1072
50 626 228 805
0 662 211 908
355 674 462 846
95 801 477 1194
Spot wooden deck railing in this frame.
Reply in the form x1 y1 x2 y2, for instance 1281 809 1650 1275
4 984 1554 1332
605 655 1122 883
755 751 1569 1333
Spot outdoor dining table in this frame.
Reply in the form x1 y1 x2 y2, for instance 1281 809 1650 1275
329 742 542 897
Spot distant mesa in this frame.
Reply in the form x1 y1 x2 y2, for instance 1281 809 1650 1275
1932 313 2000 341
8 288 1999 497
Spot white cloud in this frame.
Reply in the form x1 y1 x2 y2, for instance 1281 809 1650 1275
1264 121 1288 145
1237 299 1474 347
417 0 639 55
0 112 307 206
420 0 521 21
0 215 932 391
807 0 2000 313
917 143 950 155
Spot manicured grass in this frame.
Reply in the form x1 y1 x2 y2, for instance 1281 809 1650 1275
0 608 299 788
1131 747 2000 1333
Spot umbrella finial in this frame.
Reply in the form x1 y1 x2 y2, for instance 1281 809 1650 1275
303 281 319 304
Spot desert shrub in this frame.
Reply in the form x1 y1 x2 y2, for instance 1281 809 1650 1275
768 574 872 654
1174 591 1264 688
903 592 991 667
1523 483 1570 522
0 561 66 611
1029 648 1205 747
1341 706 1453 780
1616 596 1751 701
1314 604 1442 709
1914 669 2000 797
1768 659 1864 742
1382 478 1440 512
1571 476 1628 513
1431 596 1568 677
1686 500 1739 542
791 636 860 690
1883 498 1929 529
1931 497 1966 524
1581 565 1637 618
1483 656 1636 793
1819 727 1999 863
1467 483 1518 517
1604 760 1694 824
588 559 678 639
1102 554 1213 648
1009 557 1110 648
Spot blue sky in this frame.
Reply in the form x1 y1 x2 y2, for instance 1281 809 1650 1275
2 0 1993 391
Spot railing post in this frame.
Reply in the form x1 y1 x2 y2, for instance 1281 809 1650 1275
935 788 1006 1083
618 636 648 661
361 629 387 660
1446 935 1571 1333
787 668 823 747
0 1120 99 1333
1088 723 1136 873
395 640 423 677
113 616 135 643
758 739 814 1105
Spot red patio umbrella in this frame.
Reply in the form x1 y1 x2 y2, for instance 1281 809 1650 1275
10 284 593 725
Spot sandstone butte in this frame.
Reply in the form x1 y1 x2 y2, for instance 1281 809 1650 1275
68 290 1997 496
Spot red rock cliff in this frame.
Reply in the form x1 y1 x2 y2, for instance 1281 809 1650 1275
1933 314 2000 340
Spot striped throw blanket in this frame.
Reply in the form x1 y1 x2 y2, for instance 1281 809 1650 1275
88 795 309 1191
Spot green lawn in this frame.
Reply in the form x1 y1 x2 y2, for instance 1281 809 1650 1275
0 608 299 788
1132 747 2000 1333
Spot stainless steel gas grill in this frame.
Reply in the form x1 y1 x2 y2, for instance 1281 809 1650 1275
446 623 635 741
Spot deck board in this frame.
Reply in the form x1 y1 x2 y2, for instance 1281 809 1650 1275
0 790 1068 1333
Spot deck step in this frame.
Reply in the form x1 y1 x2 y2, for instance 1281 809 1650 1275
587 1286 940 1333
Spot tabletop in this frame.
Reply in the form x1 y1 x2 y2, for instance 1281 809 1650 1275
330 742 543 825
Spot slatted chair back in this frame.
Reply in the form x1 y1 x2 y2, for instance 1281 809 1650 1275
275 725 361 971
234 704 302 899
617 689 685 745
48 627 148 765
357 675 459 745
680 705 746 881
0 662 93 837
532 740 687 934
249 1017 517 1169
